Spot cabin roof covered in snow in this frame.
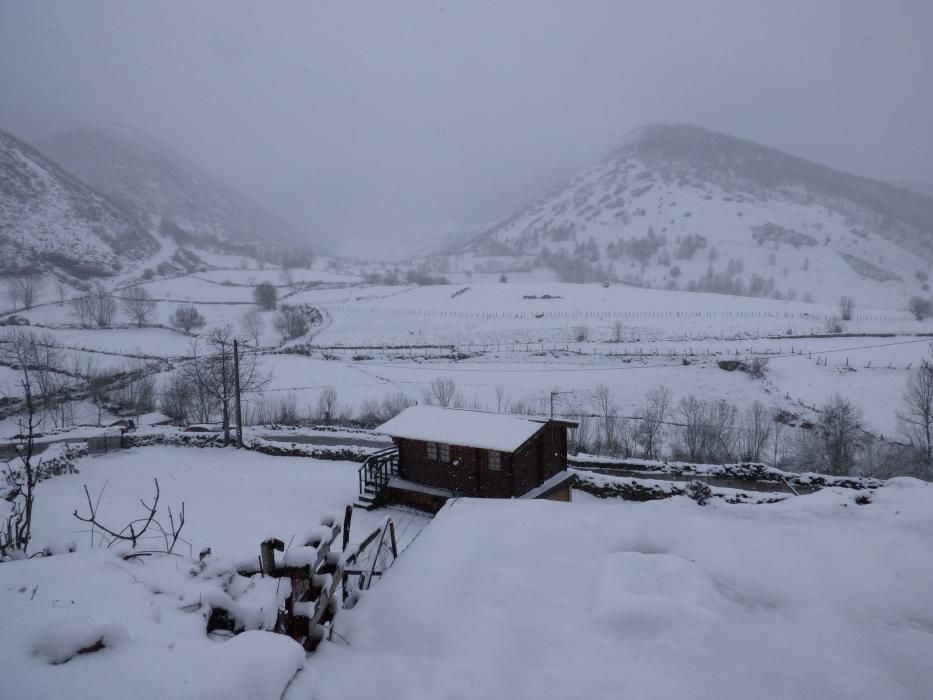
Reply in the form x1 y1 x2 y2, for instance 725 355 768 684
376 405 550 453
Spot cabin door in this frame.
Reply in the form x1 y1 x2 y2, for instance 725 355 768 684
476 449 488 497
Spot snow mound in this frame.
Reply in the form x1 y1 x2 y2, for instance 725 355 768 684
30 619 129 665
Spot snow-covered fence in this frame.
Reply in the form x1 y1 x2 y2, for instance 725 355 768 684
247 509 398 652
572 470 788 505
124 430 378 462
317 303 916 324
569 455 884 492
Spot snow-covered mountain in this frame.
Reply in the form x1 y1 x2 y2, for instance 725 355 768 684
40 124 313 260
454 125 933 308
0 127 158 278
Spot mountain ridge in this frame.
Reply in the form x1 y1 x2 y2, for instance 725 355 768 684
40 124 314 261
451 124 933 308
0 127 159 278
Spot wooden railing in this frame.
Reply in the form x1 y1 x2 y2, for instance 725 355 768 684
357 447 399 501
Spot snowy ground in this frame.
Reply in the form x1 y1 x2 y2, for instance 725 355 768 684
4 275 931 437
293 482 933 700
0 445 430 700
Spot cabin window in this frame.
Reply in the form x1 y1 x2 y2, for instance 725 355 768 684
426 442 449 462
489 451 502 471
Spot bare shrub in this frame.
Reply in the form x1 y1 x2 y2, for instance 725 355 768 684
5 272 44 310
685 479 712 505
273 305 309 342
573 325 589 342
748 357 769 379
838 295 855 321
593 384 619 455
170 305 206 334
638 386 671 460
817 394 863 475
160 372 195 425
91 283 117 328
357 391 415 427
73 478 186 554
610 319 624 342
109 362 157 418
121 286 156 327
240 309 265 347
316 386 339 424
254 282 278 310
824 315 845 334
741 401 771 462
908 296 932 321
423 377 463 408
570 413 593 454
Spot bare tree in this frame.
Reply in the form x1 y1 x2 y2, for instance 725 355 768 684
170 305 206 334
254 281 278 310
899 358 933 469
678 395 708 462
5 271 44 310
570 413 593 454
770 411 788 468
240 309 265 348
423 376 462 408
706 399 738 462
1 377 41 558
610 319 624 343
316 386 339 424
109 360 158 420
639 386 671 460
908 296 932 321
1 329 64 420
494 385 507 413
71 293 95 328
818 394 863 475
160 372 195 425
741 401 771 462
184 326 269 444
838 295 855 321
88 282 116 328
593 384 619 455
121 286 157 327
274 305 309 342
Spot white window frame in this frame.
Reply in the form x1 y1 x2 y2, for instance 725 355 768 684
489 451 502 471
426 442 438 460
438 443 450 462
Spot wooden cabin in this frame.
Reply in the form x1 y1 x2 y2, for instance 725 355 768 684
370 405 576 512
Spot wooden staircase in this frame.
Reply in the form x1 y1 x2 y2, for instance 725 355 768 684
354 447 399 510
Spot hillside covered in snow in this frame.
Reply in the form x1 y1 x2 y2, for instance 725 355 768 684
454 125 933 309
41 124 314 262
0 128 158 278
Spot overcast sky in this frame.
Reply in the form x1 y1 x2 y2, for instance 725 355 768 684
2 0 932 247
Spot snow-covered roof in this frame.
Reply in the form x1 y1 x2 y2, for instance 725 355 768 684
376 405 547 453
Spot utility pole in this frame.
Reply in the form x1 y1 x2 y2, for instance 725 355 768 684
233 339 244 448
550 390 573 419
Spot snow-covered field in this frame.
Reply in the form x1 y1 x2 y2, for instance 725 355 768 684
3 444 931 700
4 274 932 438
0 446 429 700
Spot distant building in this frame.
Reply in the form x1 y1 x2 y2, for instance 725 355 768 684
358 405 576 512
